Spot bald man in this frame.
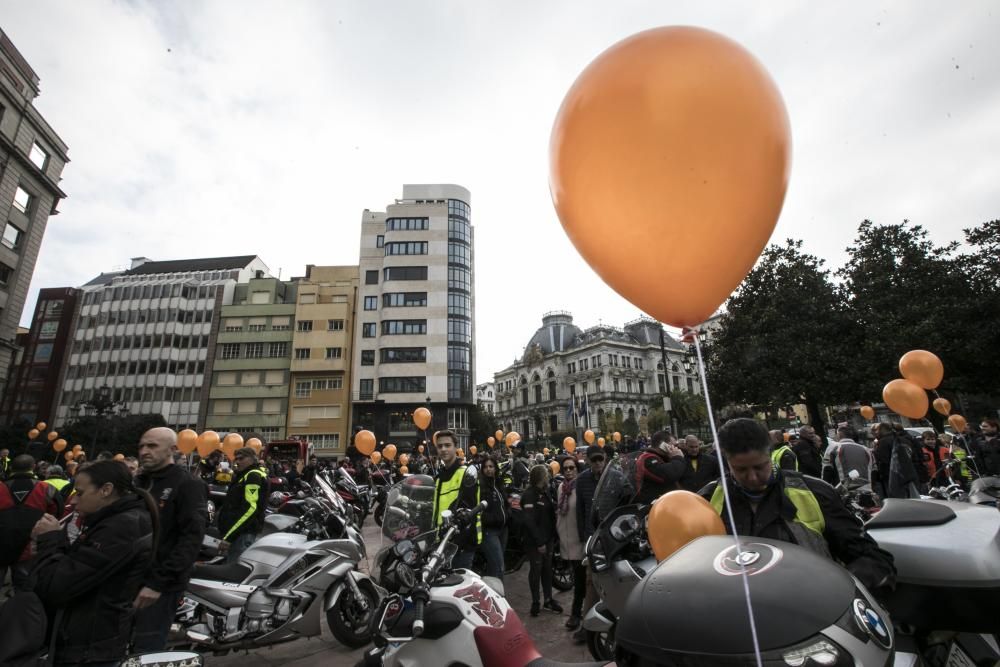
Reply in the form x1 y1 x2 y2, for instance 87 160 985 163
133 427 208 651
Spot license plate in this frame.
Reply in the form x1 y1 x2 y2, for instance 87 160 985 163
946 641 976 667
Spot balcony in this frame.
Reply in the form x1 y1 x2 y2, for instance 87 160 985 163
208 384 290 400
217 330 294 344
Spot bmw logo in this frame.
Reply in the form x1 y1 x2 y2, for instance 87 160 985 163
853 599 892 649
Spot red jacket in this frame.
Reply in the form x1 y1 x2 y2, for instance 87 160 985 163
0 474 62 563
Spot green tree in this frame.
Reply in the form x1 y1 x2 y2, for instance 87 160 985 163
469 402 500 446
958 219 1000 398
56 413 167 457
707 240 862 439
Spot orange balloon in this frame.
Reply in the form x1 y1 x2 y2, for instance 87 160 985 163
413 407 432 431
370 451 382 465
613 432 622 443
47 431 59 442
563 437 576 453
64 451 74 462
246 437 263 454
196 430 221 458
584 430 595 444
27 428 39 440
383 444 397 461
932 398 951 416
860 405 875 420
177 429 198 455
948 414 967 433
399 466 409 475
505 432 520 447
549 460 560 475
899 350 944 390
469 446 477 456
36 422 47 431
542 447 550 456
550 27 791 328
882 379 928 420
418 444 425 454
597 437 606 447
456 449 465 459
399 454 410 467
487 436 496 447
53 438 67 452
648 490 727 561
355 430 376 456
495 430 504 442
113 453 125 461
222 433 244 459
72 444 82 453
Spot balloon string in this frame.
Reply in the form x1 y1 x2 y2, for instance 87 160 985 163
692 330 764 667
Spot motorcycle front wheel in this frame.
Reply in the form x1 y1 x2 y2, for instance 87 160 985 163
552 556 574 592
587 625 616 662
327 578 380 648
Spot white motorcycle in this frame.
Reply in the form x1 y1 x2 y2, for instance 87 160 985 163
357 474 611 667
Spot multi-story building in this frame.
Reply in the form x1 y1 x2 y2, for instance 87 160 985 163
351 185 475 447
493 312 698 441
53 255 271 430
287 265 358 457
475 381 496 415
204 277 297 441
0 29 70 396
0 287 78 425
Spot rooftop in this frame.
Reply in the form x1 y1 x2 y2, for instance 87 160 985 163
125 255 259 276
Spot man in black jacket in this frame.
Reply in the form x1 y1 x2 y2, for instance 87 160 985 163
633 430 686 504
791 425 824 477
133 427 208 651
700 419 895 595
678 435 721 492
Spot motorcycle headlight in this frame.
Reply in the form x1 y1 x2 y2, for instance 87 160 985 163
395 562 416 591
609 513 640 543
782 639 839 666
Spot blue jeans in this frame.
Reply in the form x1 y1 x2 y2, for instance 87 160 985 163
480 528 506 581
132 589 184 652
452 547 476 570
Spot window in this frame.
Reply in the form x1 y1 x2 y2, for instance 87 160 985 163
2 223 23 251
261 399 281 413
361 350 375 365
12 186 30 214
376 235 384 248
447 292 471 317
39 321 59 339
448 267 471 292
448 217 471 243
297 320 313 332
325 347 342 359
380 347 426 363
624 357 632 369
247 317 266 331
448 319 471 344
383 266 427 281
311 433 341 449
384 241 428 256
220 343 240 359
271 316 291 330
521 387 529 406
295 381 311 398
223 318 243 332
238 400 257 413
245 343 264 358
381 320 426 335
639 380 645 394
29 142 48 169
568 362 576 374
250 291 270 304
672 375 680 390
687 377 695 393
613 378 621 392
213 400 233 414
264 370 284 385
626 379 633 393
359 379 374 399
386 217 428 231
34 343 53 361
362 323 376 338
363 296 377 310
548 382 557 401
448 199 470 218
581 359 589 371
299 293 316 304
379 376 426 393
383 292 427 307
268 342 288 357
448 242 471 266
365 270 379 285
295 348 311 359
241 371 261 385
448 345 470 370
534 385 542 403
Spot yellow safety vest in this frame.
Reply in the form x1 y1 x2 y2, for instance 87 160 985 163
710 471 826 537
433 464 482 544
771 445 798 471
45 478 70 492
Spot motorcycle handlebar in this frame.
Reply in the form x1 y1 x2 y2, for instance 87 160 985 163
412 597 425 637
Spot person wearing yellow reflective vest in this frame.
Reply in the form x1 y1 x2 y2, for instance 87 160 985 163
700 418 896 596
432 429 481 570
43 465 73 504
768 429 798 472
218 447 269 562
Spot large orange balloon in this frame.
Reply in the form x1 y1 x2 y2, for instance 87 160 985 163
413 407 432 431
469 446 477 456
584 430 595 445
563 437 576 453
550 27 791 328
882 379 928 420
399 453 410 467
495 430 504 442
196 431 221 458
648 490 726 561
399 466 409 475
72 444 82 453
383 444 397 461
948 414 967 433
28 428 39 440
355 430 376 456
505 432 520 447
485 436 494 448
53 439 67 452
177 429 198 455
64 451 74 462
246 437 263 454
222 433 244 459
932 398 951 416
47 431 59 442
36 422 47 431
899 350 944 390
370 451 382 465
597 437 606 447
860 405 875 420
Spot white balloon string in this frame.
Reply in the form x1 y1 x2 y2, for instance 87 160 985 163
692 329 764 667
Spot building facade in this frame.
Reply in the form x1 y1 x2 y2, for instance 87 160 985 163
475 381 496 415
53 255 271 430
287 265 358 457
0 29 70 398
204 277 297 441
0 287 77 425
351 185 475 447
493 312 698 441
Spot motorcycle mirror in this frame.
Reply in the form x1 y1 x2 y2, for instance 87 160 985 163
297 491 306 499
441 509 453 524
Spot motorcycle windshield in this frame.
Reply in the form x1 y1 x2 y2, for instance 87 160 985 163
314 470 347 513
591 451 640 525
337 467 359 490
381 474 437 544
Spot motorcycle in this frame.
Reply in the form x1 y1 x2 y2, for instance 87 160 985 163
334 466 371 525
356 474 610 667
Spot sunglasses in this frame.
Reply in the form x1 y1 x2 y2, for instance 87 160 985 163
589 457 605 463
563 465 577 471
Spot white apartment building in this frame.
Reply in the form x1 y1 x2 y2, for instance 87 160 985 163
476 381 496 415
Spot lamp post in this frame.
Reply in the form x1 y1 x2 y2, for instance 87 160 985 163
71 385 129 451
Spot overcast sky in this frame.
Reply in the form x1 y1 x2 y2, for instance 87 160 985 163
3 1 998 384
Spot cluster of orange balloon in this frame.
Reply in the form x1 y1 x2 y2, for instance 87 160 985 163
550 26 791 330
175 429 261 460
504 432 520 448
27 422 76 460
880 350 967 432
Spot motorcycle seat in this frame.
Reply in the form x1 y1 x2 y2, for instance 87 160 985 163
867 498 956 529
191 561 252 583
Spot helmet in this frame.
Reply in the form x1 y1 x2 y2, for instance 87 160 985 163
268 491 287 509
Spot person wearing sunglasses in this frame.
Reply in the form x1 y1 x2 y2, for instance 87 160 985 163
555 456 586 630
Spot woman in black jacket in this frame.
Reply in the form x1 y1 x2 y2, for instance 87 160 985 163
30 460 157 667
478 455 508 581
521 464 562 617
